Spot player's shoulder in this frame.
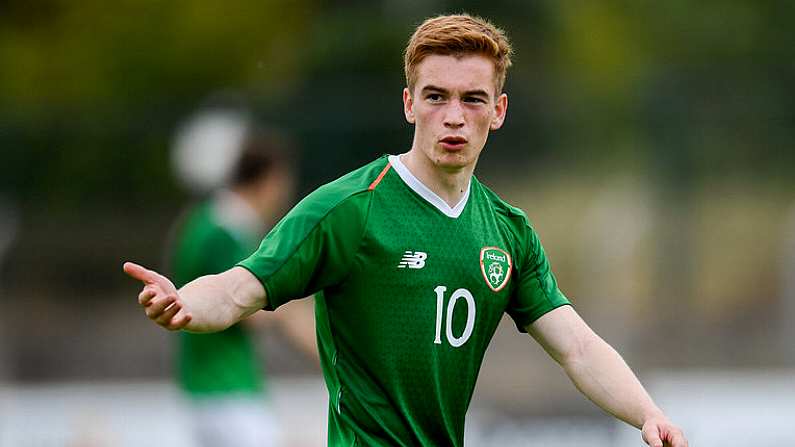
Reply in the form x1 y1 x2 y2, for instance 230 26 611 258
473 178 533 230
316 154 391 197
473 179 543 260
290 155 390 220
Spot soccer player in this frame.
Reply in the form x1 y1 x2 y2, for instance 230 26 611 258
168 124 298 446
125 14 688 447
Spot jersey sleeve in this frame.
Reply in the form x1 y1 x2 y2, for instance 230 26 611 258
506 223 570 332
237 189 370 311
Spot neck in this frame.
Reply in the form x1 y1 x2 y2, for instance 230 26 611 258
400 150 474 208
232 184 273 227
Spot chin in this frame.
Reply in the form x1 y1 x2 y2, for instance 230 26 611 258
434 153 472 170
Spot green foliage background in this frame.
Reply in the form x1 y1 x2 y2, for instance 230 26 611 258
2 1 791 210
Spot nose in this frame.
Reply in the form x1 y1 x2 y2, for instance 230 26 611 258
443 100 465 129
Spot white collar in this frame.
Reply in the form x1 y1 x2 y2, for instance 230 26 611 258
212 189 263 238
388 154 470 219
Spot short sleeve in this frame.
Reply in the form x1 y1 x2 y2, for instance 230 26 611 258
237 191 369 311
505 225 570 332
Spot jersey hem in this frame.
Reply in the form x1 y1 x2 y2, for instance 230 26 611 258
518 302 572 333
234 263 277 311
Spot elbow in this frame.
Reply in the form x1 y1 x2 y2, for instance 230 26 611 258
559 330 600 368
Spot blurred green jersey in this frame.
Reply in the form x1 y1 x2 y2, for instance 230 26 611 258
239 154 569 446
172 193 264 396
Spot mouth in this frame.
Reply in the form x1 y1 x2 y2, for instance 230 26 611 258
438 136 467 151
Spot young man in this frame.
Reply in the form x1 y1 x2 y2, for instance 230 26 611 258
168 124 297 447
125 14 688 447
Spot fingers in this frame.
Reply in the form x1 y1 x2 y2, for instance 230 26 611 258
158 302 191 331
642 426 664 447
144 294 177 319
142 294 191 331
138 285 158 306
128 261 188 331
165 311 192 331
155 301 181 325
643 420 688 447
646 437 663 447
123 262 159 284
666 430 688 447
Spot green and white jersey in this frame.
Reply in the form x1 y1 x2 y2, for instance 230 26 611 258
239 154 569 446
172 192 265 397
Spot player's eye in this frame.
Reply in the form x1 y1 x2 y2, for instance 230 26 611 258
463 96 486 104
426 93 444 102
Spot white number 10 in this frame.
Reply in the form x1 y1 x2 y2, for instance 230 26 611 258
433 286 476 347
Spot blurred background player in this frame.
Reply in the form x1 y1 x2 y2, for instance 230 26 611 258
168 105 313 447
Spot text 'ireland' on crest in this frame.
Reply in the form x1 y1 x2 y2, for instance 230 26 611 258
479 247 512 292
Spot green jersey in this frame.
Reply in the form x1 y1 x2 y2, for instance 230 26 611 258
171 194 264 396
239 155 569 446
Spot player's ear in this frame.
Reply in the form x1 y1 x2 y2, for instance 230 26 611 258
490 93 507 130
403 87 416 124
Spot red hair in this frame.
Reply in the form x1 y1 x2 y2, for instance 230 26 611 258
404 14 513 94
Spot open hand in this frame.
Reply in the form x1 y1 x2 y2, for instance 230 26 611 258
123 261 191 331
642 416 688 447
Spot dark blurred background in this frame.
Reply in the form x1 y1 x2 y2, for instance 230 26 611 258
1 1 794 445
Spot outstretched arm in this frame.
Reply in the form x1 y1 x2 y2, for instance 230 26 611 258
527 305 687 447
123 262 267 333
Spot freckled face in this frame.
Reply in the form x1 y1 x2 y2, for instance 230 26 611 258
403 54 507 172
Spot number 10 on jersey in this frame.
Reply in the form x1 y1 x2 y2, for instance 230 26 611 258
433 286 476 347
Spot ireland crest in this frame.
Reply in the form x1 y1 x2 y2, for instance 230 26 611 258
479 246 512 292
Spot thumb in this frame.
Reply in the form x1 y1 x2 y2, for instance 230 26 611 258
123 261 160 284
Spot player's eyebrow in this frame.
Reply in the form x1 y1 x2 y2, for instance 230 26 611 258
421 85 491 98
421 85 449 95
462 89 490 99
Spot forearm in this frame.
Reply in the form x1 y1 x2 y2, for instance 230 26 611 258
178 267 266 333
562 335 663 429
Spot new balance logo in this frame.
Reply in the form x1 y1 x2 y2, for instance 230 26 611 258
398 251 427 269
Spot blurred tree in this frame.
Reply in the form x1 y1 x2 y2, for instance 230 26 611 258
0 0 792 207
0 0 316 209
